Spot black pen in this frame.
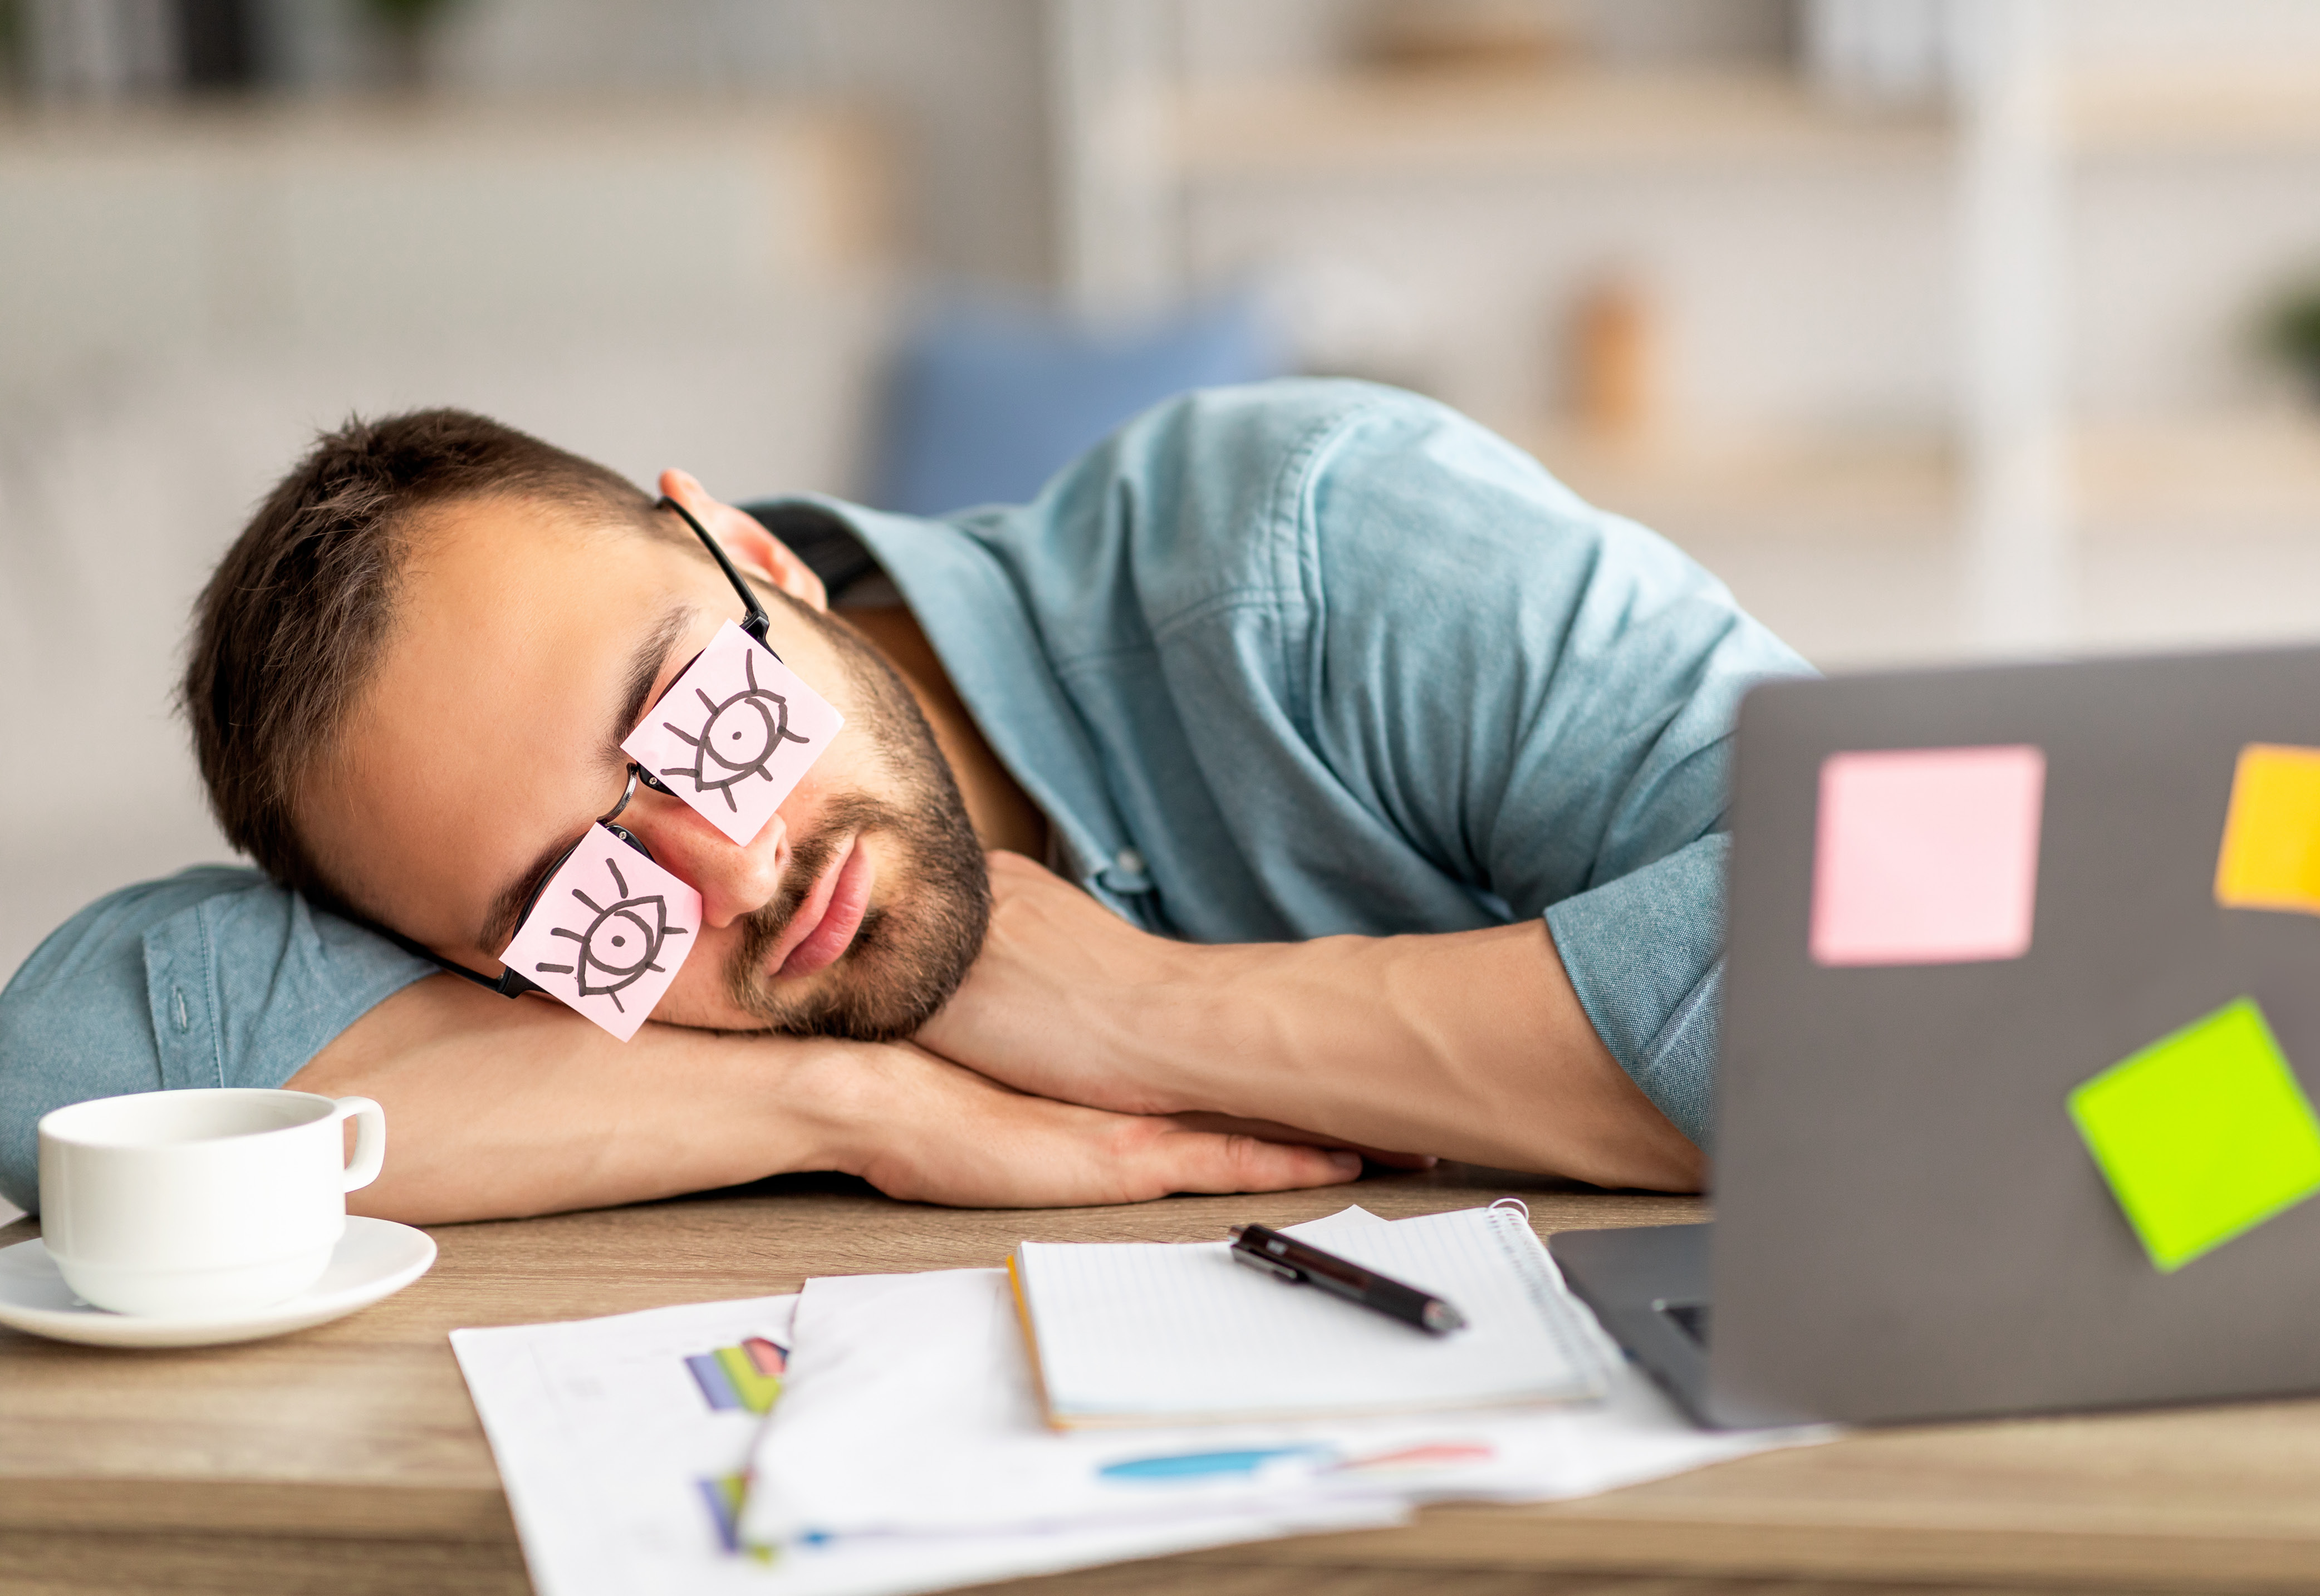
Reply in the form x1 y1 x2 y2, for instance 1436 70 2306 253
1227 1224 1467 1334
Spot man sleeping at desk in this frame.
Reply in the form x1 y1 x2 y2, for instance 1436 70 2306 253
0 380 1806 1222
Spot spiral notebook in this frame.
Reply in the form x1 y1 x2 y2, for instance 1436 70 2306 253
1007 1205 1612 1429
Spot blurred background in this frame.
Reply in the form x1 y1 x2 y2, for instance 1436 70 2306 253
6 0 2320 990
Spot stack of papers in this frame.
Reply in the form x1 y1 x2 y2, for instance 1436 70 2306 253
454 1293 1392 1596
454 1206 1833 1596
1011 1203 1608 1425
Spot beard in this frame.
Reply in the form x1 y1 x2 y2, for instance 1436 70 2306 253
718 601 991 1040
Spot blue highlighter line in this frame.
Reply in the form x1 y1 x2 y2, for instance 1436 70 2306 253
1099 1446 1330 1481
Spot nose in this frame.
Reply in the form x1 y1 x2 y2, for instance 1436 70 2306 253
627 787 790 929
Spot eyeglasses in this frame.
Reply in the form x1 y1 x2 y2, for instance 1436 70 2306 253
369 495 816 1005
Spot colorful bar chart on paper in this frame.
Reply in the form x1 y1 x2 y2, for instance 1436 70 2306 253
685 1336 787 1415
694 1472 774 1563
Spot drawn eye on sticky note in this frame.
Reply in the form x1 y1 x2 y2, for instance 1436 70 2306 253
2214 743 2320 916
621 620 845 847
1809 744 2045 967
500 825 702 1043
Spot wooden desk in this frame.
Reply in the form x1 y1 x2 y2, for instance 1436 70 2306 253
7 1166 2320 1596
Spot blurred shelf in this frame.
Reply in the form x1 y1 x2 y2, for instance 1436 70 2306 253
2073 412 2320 532
0 96 893 283
1165 67 1950 182
1523 420 1955 544
2067 65 2320 157
0 97 896 398
1160 61 2320 186
1520 411 2320 546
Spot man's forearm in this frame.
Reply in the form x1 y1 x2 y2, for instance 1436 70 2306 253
287 975 857 1225
1129 922 1701 1189
917 856 1704 1192
287 971 1367 1224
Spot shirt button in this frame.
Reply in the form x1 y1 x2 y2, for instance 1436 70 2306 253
1114 848 1145 876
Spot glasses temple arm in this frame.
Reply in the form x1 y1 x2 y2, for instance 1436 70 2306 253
658 494 773 647
367 920 542 1000
351 505 748 1001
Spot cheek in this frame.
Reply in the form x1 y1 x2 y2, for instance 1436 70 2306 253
674 915 741 969
781 731 891 817
650 927 752 1028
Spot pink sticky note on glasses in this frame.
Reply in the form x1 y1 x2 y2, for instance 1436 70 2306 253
621 620 845 846
501 824 704 1041
1810 744 2046 967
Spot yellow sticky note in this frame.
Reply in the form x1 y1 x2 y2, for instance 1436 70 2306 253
2215 744 2320 914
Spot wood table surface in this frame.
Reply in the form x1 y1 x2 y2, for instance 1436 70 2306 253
6 1163 2320 1596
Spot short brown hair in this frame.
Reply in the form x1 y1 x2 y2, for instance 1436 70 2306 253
184 408 656 910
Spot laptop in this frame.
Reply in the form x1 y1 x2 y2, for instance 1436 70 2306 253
1551 645 2320 1427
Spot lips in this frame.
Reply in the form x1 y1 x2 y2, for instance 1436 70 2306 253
768 835 875 980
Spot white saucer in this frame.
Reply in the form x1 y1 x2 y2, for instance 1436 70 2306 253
0 1216 436 1349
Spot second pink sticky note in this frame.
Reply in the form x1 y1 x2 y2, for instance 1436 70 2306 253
500 824 703 1042
1810 744 2046 967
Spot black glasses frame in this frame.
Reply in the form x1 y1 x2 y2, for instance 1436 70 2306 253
370 495 780 998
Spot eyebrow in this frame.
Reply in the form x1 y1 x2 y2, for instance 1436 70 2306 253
477 601 697 955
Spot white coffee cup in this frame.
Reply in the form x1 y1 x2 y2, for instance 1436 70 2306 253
37 1088 386 1317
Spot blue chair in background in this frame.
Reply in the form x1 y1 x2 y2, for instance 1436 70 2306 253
871 294 1284 517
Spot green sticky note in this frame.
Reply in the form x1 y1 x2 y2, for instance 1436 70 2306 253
2068 996 2320 1273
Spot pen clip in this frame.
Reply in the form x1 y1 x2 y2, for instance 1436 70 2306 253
1232 1249 1304 1282
1228 1226 1306 1283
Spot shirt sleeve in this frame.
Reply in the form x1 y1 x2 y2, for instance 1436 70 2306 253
0 867 434 1214
1296 392 1813 1148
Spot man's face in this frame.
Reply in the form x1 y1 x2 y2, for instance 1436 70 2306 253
300 494 989 1038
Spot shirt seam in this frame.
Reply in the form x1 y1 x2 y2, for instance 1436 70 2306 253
1051 587 1307 670
196 900 227 1088
1033 393 1396 670
1633 960 1719 1149
1267 394 1396 735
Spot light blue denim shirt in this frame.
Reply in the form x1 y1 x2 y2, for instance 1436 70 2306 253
0 380 1807 1210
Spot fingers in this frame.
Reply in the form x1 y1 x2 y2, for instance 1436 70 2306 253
1165 1111 1436 1171
846 1047 1366 1208
1112 1123 1363 1201
1361 1148 1440 1171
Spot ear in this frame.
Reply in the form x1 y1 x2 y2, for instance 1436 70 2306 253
658 468 828 613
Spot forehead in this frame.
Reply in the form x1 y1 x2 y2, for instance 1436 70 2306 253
306 494 705 930
379 494 687 725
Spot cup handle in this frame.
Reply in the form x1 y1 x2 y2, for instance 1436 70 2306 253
331 1096 388 1193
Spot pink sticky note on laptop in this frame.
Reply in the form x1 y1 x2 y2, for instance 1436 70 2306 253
1810 744 2046 967
621 620 845 847
500 824 704 1041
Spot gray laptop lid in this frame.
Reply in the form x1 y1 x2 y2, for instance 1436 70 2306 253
1710 645 2320 1427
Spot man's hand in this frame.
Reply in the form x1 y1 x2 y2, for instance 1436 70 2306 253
288 971 1361 1224
918 852 1706 1192
916 850 1203 1116
909 857 1429 1167
835 1044 1361 1207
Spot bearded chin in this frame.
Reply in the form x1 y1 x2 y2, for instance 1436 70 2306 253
724 820 989 1040
713 592 995 1042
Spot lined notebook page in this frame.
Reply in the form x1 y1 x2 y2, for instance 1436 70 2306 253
1013 1206 1609 1427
